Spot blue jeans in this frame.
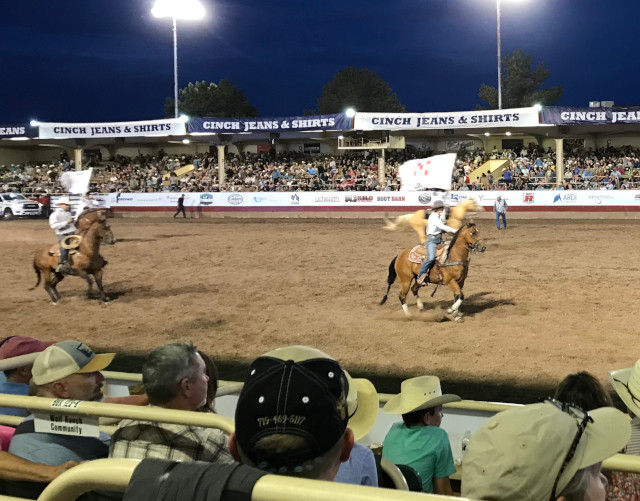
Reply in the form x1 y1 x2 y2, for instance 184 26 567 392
57 232 74 264
496 212 507 229
418 236 442 276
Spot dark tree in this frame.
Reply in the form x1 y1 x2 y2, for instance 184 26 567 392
164 80 258 117
478 49 563 109
316 66 405 114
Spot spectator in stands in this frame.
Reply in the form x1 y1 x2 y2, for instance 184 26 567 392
109 343 235 464
381 375 460 495
9 341 115 464
197 350 219 413
462 401 631 501
556 370 640 500
335 370 379 486
0 336 54 416
609 359 640 454
228 345 354 480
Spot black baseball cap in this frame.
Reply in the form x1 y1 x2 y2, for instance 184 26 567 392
235 348 349 469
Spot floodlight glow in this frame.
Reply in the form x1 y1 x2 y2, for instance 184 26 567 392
152 0 205 20
182 139 190 144
484 132 491 136
30 120 40 126
179 114 190 123
338 135 344 140
345 108 356 118
533 103 542 111
506 131 512 136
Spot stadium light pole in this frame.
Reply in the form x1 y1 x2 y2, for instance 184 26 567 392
152 0 206 118
496 0 526 110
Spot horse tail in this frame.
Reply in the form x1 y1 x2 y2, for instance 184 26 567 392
379 256 398 305
29 261 41 291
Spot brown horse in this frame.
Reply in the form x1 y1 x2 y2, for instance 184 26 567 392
30 219 116 304
76 208 113 231
380 223 486 321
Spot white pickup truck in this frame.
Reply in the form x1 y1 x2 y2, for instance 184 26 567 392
0 193 43 219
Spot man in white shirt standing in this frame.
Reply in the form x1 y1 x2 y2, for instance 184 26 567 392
416 200 456 286
494 195 508 230
48 197 76 274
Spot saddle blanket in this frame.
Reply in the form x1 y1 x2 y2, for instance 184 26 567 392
408 243 450 264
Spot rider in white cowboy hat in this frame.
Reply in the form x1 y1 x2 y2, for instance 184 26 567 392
609 359 640 455
416 200 456 286
381 375 461 495
48 196 76 274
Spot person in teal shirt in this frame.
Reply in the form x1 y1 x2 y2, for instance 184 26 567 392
381 375 460 495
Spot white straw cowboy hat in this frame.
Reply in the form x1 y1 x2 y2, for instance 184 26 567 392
56 196 72 205
382 376 460 415
263 345 379 440
608 359 640 416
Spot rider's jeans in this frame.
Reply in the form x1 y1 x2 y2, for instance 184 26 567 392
57 232 74 264
418 235 442 276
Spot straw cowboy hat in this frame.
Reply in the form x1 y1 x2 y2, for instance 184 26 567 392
263 345 379 440
608 359 640 416
382 376 460 415
56 196 72 205
60 234 82 249
344 370 379 441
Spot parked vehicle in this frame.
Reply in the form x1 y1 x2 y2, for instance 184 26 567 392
0 193 43 219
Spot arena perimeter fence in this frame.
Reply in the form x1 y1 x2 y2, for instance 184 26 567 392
30 190 640 220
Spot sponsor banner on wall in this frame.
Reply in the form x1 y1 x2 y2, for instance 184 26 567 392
38 119 187 139
0 124 31 137
99 190 640 210
189 114 351 133
353 107 541 131
541 106 640 125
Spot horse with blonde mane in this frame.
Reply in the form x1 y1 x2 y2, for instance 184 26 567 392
382 198 483 243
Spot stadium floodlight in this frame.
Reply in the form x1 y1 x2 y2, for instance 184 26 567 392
178 114 190 123
533 103 542 111
345 108 356 118
338 135 344 140
182 139 190 144
505 131 512 136
484 132 491 136
152 0 206 119
30 120 40 127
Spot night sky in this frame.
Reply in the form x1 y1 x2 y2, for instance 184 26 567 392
1 0 637 123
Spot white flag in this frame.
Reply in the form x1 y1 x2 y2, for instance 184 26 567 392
59 168 93 195
398 154 456 191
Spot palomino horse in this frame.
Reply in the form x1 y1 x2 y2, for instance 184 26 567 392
382 198 483 242
380 223 486 321
30 219 116 304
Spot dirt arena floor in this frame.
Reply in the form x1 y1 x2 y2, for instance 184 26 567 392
2 216 639 403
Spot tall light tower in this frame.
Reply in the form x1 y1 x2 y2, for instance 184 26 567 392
496 0 526 109
152 0 206 118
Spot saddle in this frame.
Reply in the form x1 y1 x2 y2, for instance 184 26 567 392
47 246 79 258
408 243 450 264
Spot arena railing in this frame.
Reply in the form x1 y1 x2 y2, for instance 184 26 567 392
34 458 476 501
0 394 234 434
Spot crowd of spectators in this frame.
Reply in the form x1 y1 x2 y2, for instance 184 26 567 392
0 335 639 500
2 144 640 196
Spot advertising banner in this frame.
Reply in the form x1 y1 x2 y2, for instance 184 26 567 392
398 154 456 191
100 190 640 212
188 114 351 133
0 124 31 138
541 106 640 125
353 107 541 131
38 119 187 139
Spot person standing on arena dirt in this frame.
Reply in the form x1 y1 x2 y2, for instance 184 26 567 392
494 195 508 230
173 194 186 219
48 196 76 274
416 200 456 286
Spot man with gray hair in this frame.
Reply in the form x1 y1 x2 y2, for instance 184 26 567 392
109 343 235 464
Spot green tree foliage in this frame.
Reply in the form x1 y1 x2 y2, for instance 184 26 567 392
164 80 258 117
477 49 563 109
317 66 405 114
